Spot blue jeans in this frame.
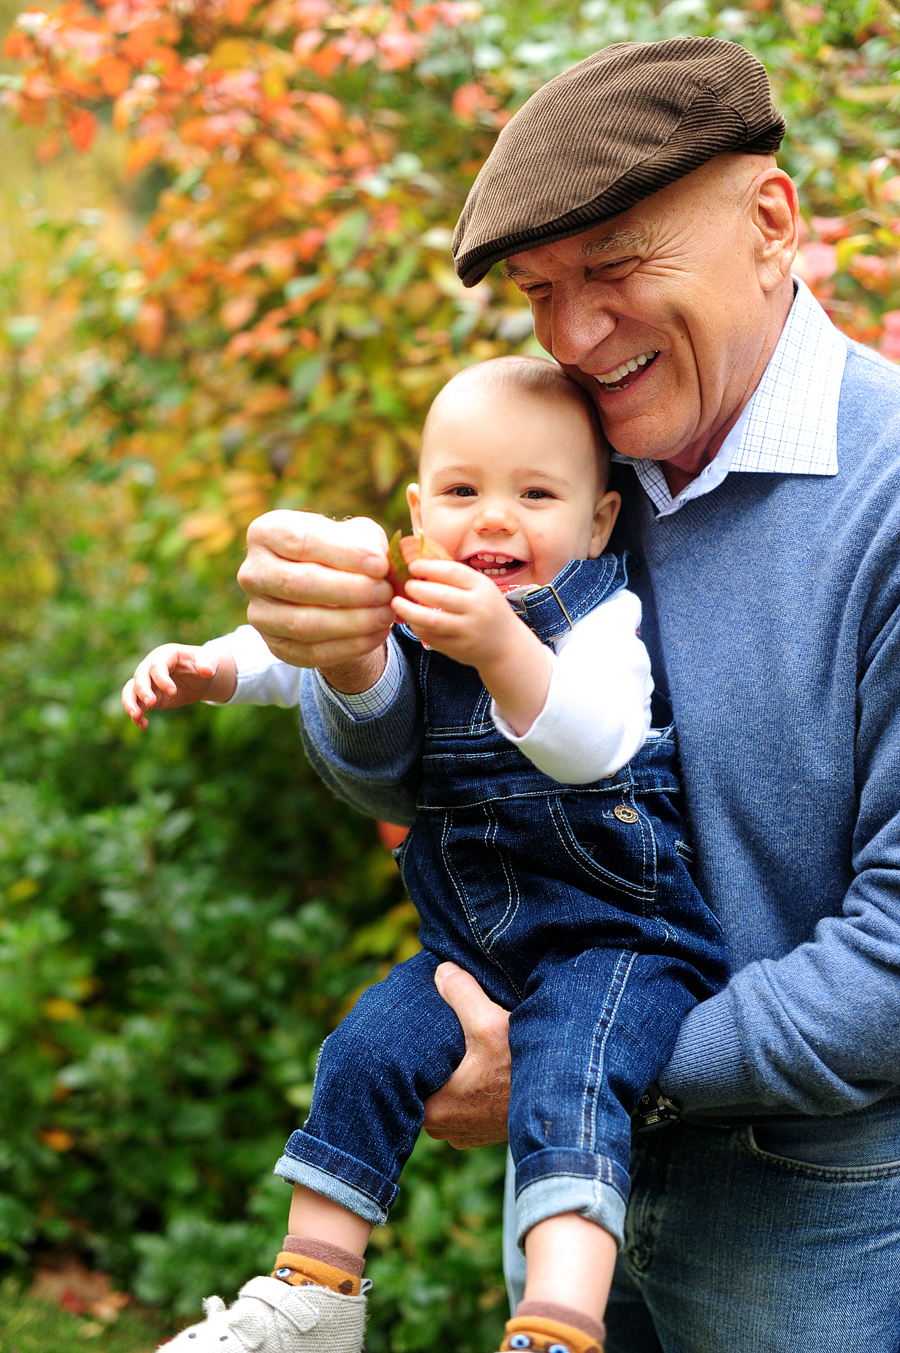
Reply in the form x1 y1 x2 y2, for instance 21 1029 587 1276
277 942 714 1247
504 1095 900 1349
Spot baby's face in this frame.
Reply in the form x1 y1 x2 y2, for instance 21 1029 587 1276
407 384 619 589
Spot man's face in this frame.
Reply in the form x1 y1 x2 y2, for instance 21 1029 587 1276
505 156 790 470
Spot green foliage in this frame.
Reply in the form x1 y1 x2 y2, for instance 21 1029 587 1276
0 576 508 1346
0 1276 171 1352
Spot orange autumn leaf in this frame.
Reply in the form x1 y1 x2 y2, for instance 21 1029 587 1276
37 130 62 160
2 29 29 58
228 0 255 24
134 300 166 354
38 1128 75 1152
220 293 258 331
97 54 131 96
124 135 162 177
451 80 497 121
387 529 452 596
66 108 96 151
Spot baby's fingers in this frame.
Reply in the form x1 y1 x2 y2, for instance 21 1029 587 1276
400 579 473 614
121 678 150 729
407 558 475 588
392 595 462 636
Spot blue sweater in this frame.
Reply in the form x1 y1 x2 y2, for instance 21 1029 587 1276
299 338 900 1120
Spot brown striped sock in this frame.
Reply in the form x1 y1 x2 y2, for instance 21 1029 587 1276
270 1236 365 1296
500 1301 606 1353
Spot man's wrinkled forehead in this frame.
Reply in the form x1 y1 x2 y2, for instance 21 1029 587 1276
504 227 651 281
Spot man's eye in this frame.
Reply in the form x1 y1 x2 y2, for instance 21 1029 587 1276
592 256 640 279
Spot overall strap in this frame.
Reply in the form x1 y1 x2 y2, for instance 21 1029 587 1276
506 552 632 644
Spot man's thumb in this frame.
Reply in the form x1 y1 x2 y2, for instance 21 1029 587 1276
434 962 509 1047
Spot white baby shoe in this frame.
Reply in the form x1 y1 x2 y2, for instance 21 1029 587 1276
158 1275 369 1353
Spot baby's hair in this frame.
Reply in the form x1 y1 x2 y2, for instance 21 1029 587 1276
420 355 610 481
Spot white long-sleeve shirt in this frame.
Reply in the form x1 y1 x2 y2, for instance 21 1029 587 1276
215 585 653 786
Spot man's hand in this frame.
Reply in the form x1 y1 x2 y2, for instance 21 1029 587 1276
237 511 395 671
423 962 511 1148
122 644 237 729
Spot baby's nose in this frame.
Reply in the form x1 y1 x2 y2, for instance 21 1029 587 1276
475 502 516 531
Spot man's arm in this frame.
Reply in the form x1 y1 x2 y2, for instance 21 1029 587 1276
656 554 900 1117
297 637 422 827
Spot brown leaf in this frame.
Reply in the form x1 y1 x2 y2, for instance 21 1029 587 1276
386 529 451 596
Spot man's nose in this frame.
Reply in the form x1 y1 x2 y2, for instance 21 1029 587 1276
536 288 616 368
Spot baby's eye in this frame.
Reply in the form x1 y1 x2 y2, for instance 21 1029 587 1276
523 488 552 500
447 486 477 497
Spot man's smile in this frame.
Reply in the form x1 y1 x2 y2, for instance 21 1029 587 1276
593 350 659 393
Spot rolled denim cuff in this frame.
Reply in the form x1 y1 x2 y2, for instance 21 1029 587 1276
274 1130 397 1226
514 1147 629 1251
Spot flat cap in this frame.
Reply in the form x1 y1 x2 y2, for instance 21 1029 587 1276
452 37 786 287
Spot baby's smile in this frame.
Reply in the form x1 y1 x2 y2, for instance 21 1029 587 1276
463 551 529 580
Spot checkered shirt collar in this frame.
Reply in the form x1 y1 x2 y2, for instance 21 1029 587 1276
612 279 848 517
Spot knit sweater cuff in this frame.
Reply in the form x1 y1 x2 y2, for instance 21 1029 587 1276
657 991 757 1114
301 667 419 775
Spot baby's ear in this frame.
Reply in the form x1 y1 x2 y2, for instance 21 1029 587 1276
588 489 621 556
406 483 422 533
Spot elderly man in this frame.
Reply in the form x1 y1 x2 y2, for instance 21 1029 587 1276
238 38 900 1351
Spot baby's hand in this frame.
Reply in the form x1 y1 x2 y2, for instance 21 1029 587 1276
122 644 237 729
393 559 552 735
391 559 523 670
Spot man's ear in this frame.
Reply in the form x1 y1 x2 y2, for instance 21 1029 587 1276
406 482 423 534
588 489 621 558
752 168 798 291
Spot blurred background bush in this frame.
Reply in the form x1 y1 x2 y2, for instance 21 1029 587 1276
0 0 898 1346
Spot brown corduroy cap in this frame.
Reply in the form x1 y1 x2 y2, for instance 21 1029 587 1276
452 37 786 287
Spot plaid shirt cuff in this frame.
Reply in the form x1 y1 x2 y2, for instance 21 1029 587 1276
314 636 403 722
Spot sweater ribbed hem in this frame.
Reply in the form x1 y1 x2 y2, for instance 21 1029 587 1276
657 991 757 1114
305 672 419 775
297 668 420 827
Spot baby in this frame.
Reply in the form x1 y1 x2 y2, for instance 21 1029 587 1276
124 357 727 1353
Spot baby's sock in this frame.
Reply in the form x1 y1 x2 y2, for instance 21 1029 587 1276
501 1300 606 1353
271 1236 365 1296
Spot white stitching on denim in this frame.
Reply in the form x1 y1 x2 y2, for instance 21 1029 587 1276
438 809 523 1000
548 796 654 903
483 803 522 950
579 950 638 1153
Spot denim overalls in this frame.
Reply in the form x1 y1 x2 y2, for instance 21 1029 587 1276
277 555 728 1248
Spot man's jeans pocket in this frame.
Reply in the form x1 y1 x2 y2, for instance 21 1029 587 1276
743 1096 900 1178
